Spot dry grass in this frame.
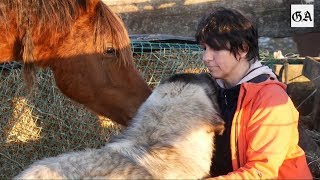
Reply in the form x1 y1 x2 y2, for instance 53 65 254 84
0 67 122 178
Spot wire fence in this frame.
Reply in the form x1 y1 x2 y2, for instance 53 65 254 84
132 42 206 88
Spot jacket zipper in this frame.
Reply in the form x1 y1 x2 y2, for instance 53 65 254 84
224 93 228 106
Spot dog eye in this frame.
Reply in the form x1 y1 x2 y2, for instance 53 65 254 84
104 47 115 56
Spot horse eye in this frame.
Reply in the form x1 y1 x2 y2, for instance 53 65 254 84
105 47 115 55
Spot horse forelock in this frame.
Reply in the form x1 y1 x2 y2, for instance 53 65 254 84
0 2 6 20
1 0 81 30
94 1 133 68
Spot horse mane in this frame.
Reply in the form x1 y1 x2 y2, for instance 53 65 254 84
0 0 132 83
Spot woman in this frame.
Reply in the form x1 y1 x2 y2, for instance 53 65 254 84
195 7 312 179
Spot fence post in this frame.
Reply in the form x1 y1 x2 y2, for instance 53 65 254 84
302 57 320 131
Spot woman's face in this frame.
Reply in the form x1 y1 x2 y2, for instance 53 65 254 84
201 43 241 80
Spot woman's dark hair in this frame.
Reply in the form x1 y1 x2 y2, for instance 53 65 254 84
195 7 259 61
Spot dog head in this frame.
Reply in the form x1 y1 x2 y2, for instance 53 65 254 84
160 73 224 135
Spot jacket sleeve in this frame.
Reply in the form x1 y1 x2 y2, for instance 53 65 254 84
208 85 301 179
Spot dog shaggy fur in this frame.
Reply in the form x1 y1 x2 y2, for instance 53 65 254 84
15 73 224 179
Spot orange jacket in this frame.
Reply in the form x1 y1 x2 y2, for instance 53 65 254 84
213 78 312 179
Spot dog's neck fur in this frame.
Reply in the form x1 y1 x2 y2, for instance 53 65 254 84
107 82 218 179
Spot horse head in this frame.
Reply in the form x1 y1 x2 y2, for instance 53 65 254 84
0 0 151 126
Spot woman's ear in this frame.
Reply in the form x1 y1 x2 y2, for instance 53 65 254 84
239 50 248 60
237 44 249 61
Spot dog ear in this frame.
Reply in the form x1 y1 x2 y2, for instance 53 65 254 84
212 114 225 135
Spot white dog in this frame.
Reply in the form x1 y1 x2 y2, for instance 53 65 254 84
15 73 224 179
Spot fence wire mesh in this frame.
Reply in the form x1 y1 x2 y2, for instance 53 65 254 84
0 42 318 178
132 42 207 88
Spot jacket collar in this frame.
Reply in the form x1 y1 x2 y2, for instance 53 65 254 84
216 61 277 88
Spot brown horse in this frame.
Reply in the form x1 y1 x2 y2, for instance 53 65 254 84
0 0 151 126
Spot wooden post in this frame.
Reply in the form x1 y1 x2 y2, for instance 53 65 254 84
302 57 320 131
284 60 289 85
313 90 320 131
